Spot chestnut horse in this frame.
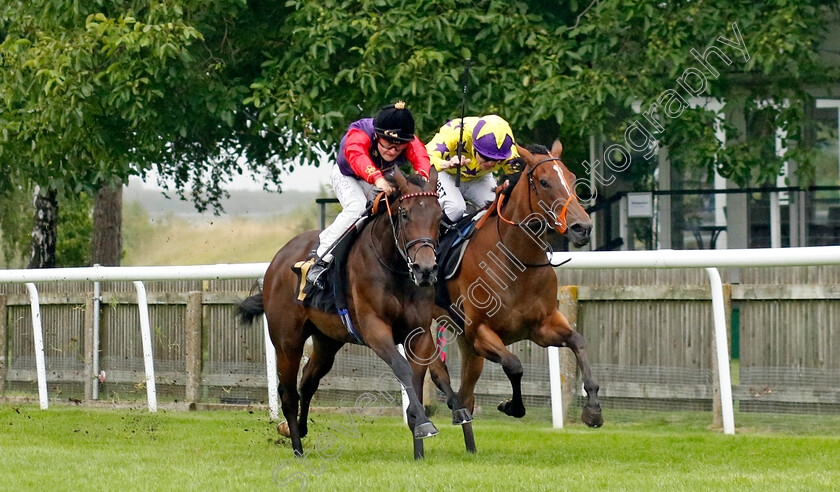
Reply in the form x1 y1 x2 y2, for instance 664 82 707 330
237 169 448 460
429 141 603 452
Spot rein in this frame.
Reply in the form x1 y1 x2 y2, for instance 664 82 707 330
483 155 576 268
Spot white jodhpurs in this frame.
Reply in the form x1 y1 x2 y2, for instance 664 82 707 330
436 171 497 222
316 165 380 260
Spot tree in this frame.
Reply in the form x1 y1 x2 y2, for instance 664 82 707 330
91 185 121 266
0 0 263 265
2 0 838 267
28 187 57 269
248 0 839 188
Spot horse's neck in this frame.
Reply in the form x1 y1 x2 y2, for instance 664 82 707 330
365 212 398 262
505 176 535 223
493 177 548 264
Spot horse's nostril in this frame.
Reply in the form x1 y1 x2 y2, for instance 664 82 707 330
571 223 591 236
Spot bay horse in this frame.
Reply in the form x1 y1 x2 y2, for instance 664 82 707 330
237 169 448 460
428 141 603 452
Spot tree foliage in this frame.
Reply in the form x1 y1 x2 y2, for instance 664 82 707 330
1 1 198 191
0 0 286 212
1 0 838 234
250 0 839 187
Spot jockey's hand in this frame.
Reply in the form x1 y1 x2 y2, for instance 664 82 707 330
374 177 397 195
439 155 470 170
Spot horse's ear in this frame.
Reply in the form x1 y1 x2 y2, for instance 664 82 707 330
551 140 563 158
426 167 438 192
516 144 536 168
394 168 408 191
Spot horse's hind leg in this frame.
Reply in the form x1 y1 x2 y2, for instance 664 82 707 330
275 340 306 455
532 310 603 428
297 330 345 439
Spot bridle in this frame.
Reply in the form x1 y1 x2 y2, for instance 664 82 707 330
371 190 440 282
493 155 579 268
497 156 579 231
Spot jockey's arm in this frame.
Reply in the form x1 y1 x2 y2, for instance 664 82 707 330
344 128 383 184
404 136 431 180
426 124 461 171
500 145 522 174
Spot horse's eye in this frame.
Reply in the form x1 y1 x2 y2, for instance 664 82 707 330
539 179 549 188
399 208 409 220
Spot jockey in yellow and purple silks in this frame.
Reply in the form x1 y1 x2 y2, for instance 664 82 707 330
426 115 520 222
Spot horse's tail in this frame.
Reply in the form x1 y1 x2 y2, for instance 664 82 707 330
236 293 265 325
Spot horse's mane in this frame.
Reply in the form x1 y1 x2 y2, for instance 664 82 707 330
381 173 427 190
406 174 428 188
499 144 550 200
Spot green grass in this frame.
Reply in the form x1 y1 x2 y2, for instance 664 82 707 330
1 405 839 491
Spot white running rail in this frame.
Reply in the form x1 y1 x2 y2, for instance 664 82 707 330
6 245 840 434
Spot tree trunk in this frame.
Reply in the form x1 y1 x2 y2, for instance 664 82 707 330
91 184 123 266
28 187 58 269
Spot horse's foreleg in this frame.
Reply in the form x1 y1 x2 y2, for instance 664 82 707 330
428 353 476 453
362 316 438 458
407 347 430 461
298 332 344 439
532 310 603 428
472 322 527 418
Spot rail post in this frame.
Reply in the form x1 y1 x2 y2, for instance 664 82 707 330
0 294 7 395
83 292 95 401
185 291 203 407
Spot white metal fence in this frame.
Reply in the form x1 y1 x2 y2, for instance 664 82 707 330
4 246 840 435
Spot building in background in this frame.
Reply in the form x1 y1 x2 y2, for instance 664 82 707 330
584 17 840 253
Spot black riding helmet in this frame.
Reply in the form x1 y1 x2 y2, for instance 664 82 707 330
373 101 415 143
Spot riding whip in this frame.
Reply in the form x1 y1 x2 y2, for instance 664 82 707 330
456 58 471 188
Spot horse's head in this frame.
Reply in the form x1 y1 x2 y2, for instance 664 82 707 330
516 141 592 247
390 167 442 286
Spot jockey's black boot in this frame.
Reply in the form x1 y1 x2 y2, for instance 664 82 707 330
305 247 330 289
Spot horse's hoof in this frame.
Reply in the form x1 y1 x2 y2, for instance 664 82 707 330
582 405 604 428
413 421 439 439
277 421 292 437
452 408 473 425
497 399 526 418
